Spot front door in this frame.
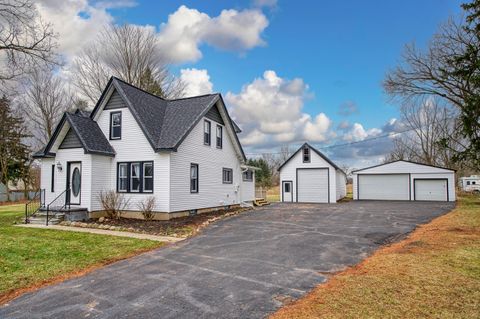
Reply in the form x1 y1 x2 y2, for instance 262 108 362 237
283 181 293 202
67 162 81 205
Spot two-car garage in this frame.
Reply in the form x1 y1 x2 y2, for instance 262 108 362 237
353 160 455 202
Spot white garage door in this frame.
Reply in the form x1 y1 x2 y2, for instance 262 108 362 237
297 168 329 203
414 179 447 201
358 174 409 200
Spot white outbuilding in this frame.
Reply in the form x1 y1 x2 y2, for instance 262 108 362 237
352 160 456 202
278 143 346 203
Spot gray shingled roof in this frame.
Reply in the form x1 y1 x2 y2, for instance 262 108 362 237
278 142 344 173
66 112 115 156
34 112 115 158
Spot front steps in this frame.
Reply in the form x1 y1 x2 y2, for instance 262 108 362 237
27 207 88 225
254 198 270 207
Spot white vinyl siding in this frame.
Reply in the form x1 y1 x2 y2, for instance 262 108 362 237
241 171 255 202
96 94 170 212
414 179 448 201
297 168 329 203
358 174 410 200
170 108 242 212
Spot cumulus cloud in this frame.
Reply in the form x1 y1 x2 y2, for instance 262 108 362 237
157 5 268 63
180 68 213 97
35 2 269 65
226 70 333 148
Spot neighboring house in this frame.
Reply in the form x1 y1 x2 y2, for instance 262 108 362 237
34 77 256 220
278 143 346 203
459 175 480 192
352 160 456 202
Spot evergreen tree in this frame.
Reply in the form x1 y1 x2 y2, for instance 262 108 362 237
0 96 31 201
247 158 272 187
139 67 165 97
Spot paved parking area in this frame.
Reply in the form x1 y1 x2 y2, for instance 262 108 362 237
1 201 454 319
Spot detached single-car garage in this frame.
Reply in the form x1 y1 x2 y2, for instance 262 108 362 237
353 160 455 202
279 143 346 203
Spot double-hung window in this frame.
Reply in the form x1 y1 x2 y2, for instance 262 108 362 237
190 164 199 193
118 163 128 192
303 147 310 163
117 161 153 193
51 164 55 192
242 170 253 182
223 168 233 184
143 162 153 192
110 112 122 140
216 125 223 149
204 120 211 145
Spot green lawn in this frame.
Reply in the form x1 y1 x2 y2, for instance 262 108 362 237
0 204 163 301
272 194 480 319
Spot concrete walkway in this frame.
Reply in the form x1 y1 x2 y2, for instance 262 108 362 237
16 224 183 243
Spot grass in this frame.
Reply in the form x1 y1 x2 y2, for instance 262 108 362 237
271 194 480 319
0 204 163 302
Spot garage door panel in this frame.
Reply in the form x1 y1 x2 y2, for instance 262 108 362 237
358 174 409 200
414 179 447 201
297 169 329 203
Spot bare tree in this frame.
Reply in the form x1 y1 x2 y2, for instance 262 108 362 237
21 70 72 146
385 97 467 170
72 24 185 104
0 0 58 93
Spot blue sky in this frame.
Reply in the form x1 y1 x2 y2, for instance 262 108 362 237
40 0 465 167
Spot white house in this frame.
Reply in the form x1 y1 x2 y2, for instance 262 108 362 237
459 175 480 192
33 77 256 220
278 143 346 203
352 160 456 202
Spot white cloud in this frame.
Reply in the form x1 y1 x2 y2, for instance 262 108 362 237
253 0 278 8
343 123 381 142
157 5 268 63
226 70 333 148
180 68 213 97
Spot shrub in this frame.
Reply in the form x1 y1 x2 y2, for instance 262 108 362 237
98 190 130 219
137 196 156 221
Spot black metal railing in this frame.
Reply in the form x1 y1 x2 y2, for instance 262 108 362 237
45 188 70 226
25 189 45 224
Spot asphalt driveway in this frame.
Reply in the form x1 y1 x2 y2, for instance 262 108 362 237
1 201 454 319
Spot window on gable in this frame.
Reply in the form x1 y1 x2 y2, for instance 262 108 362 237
473 181 477 185
191 164 199 193
117 161 153 193
242 170 253 182
110 112 122 140
204 120 211 145
223 168 233 184
216 125 223 149
467 181 471 185
303 147 310 162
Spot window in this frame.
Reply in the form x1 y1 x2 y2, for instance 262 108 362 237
110 112 122 140
223 168 233 184
303 147 310 162
51 164 55 192
118 163 128 192
473 181 477 185
467 181 471 185
130 163 141 192
204 120 211 145
216 125 223 149
284 183 290 192
116 161 153 193
242 170 253 182
190 164 199 193
143 162 153 192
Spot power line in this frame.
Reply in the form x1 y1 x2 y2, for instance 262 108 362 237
244 126 417 156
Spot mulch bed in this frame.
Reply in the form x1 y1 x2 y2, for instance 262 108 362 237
83 207 251 237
